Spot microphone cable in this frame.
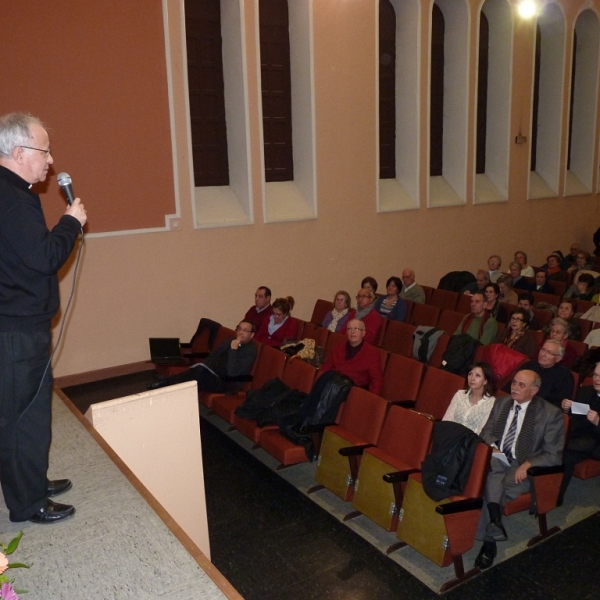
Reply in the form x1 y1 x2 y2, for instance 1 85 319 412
15 225 85 426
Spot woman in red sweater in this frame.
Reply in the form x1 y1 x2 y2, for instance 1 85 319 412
255 296 299 347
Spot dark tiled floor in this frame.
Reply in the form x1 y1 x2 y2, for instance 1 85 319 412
63 373 600 599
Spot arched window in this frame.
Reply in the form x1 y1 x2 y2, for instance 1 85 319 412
474 0 512 204
566 10 600 195
430 4 444 177
186 0 229 186
259 0 294 182
529 6 565 198
475 13 489 175
379 0 396 179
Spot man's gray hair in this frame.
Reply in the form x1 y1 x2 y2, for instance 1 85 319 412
544 339 566 356
0 113 43 157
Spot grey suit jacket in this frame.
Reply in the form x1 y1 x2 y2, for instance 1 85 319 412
479 395 564 468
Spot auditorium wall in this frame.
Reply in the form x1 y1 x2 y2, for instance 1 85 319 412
1 0 598 376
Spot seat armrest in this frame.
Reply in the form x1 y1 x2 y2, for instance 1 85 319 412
223 374 253 383
300 423 332 434
382 468 420 484
435 498 483 515
390 400 416 409
527 465 565 477
338 444 374 457
180 342 192 349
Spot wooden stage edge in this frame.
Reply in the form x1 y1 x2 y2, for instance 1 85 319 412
54 361 154 388
55 386 243 600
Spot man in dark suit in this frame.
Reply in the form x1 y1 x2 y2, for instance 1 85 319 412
558 362 600 504
474 369 565 569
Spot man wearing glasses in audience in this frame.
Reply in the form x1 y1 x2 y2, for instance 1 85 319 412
149 321 257 391
503 340 574 409
321 319 383 395
340 288 383 346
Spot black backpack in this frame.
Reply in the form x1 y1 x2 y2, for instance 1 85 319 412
440 334 481 375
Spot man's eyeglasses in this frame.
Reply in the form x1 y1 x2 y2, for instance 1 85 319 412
347 327 365 332
21 146 52 157
235 326 253 334
356 295 371 300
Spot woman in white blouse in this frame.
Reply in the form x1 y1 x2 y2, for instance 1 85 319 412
443 362 496 435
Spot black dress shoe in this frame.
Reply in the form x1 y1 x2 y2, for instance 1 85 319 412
474 543 497 570
28 499 75 524
147 381 163 390
485 519 508 541
47 479 72 497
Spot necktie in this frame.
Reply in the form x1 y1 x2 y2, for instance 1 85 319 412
501 404 521 460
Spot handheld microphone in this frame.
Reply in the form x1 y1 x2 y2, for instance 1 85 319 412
57 172 75 205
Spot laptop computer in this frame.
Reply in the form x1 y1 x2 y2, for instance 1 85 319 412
149 337 187 364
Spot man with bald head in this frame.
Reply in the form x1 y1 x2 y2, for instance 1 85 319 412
321 318 383 395
400 268 426 304
474 369 564 569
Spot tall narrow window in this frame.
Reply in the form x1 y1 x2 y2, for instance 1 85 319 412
186 0 229 187
567 31 577 171
475 13 489 175
379 0 396 179
430 5 444 176
259 0 294 182
530 24 541 172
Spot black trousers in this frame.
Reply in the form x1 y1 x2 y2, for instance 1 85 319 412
560 435 600 500
161 364 227 394
0 330 53 520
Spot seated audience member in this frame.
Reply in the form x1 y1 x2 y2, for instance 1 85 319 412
567 249 594 274
487 255 503 283
149 320 257 390
341 288 383 345
361 276 378 295
484 283 508 324
454 292 498 346
528 270 554 294
322 291 352 333
514 250 535 277
462 269 490 295
559 362 600 504
497 274 519 305
321 318 383 395
374 276 407 322
517 292 541 330
494 308 537 359
509 340 575 408
543 317 578 369
565 243 583 267
255 296 297 347
474 369 564 570
400 268 426 304
544 253 567 282
443 362 496 434
245 286 273 331
557 298 582 341
564 273 596 301
509 262 529 291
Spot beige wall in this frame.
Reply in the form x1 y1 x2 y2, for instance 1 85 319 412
3 0 599 376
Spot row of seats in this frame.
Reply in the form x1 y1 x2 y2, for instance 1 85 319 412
153 315 596 591
311 293 599 339
190 328 569 592
305 304 590 372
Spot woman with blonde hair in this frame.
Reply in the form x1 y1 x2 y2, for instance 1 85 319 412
322 291 352 332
